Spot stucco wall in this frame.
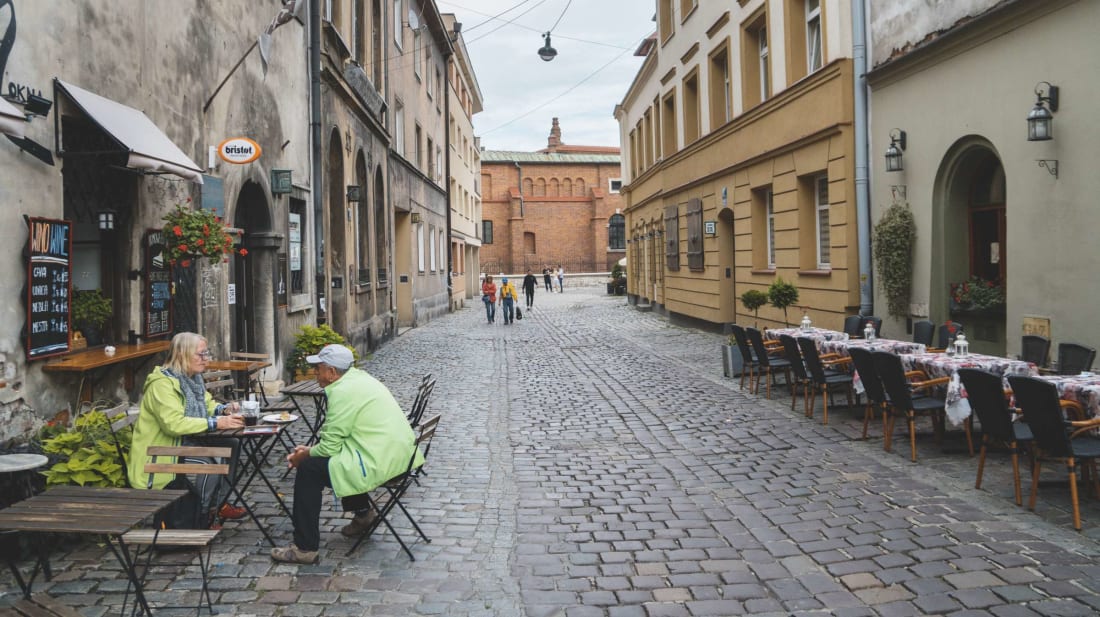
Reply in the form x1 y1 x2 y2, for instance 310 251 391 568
869 0 1006 67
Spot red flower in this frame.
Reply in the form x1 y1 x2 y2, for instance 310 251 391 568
169 259 177 266
181 259 191 268
180 244 189 253
196 239 204 246
948 325 957 334
173 225 183 237
239 248 248 256
203 224 209 236
186 197 192 203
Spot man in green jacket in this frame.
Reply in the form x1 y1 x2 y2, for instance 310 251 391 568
271 344 423 564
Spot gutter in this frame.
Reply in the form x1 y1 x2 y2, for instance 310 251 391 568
853 0 873 316
309 0 324 318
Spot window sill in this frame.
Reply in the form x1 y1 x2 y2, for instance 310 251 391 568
798 269 832 277
751 268 776 275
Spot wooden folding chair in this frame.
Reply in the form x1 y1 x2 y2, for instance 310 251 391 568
104 402 138 486
202 370 235 403
230 351 271 404
406 375 436 428
341 414 440 559
121 446 229 616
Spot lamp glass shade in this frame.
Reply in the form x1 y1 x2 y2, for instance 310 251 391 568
538 33 557 61
884 144 903 172
97 211 115 231
1027 104 1053 141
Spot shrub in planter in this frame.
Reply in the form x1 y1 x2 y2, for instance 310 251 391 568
767 277 799 327
288 324 359 379
740 290 768 326
72 289 113 346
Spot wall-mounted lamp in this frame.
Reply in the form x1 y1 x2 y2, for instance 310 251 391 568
346 185 361 202
1027 81 1059 142
884 128 906 172
97 209 116 231
537 32 557 62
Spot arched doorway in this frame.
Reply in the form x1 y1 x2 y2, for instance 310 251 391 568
232 180 275 355
934 138 1006 355
718 205 736 323
373 167 388 317
327 130 347 334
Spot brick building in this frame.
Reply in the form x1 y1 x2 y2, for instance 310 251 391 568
480 119 624 275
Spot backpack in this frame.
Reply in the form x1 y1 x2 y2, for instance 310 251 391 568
516 307 523 320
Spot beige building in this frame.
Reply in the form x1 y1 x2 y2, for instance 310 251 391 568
442 13 484 309
867 0 1098 358
616 0 862 331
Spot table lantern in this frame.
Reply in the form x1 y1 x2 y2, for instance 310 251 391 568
954 332 969 357
863 321 876 341
800 314 812 332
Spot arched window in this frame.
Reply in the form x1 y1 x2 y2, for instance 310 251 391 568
608 214 625 250
574 178 586 196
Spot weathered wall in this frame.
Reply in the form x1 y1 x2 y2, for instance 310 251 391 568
869 0 1007 67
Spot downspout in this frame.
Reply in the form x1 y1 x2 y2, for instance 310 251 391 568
309 0 323 320
514 161 524 217
853 0 873 316
444 46 454 309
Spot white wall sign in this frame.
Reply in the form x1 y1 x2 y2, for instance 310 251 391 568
227 283 237 305
217 137 262 164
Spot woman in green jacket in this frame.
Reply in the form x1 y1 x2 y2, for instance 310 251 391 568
128 332 246 522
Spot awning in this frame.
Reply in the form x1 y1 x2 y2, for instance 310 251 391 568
0 97 26 140
56 80 203 184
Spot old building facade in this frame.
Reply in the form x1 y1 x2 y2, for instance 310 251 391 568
480 119 623 276
616 0 861 331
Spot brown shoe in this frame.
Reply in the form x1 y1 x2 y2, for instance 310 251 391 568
340 511 378 538
270 544 319 564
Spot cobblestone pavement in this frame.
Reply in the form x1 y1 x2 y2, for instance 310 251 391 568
5 286 1100 616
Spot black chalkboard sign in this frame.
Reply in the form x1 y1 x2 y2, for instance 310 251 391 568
143 229 173 338
25 217 72 359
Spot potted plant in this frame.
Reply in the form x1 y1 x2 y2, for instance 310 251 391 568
949 275 1005 315
607 263 627 295
740 290 769 327
72 289 113 346
767 277 799 327
162 198 245 267
288 324 359 381
873 201 917 318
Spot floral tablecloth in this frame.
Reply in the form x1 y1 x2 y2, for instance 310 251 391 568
1038 374 1100 419
764 327 849 343
821 338 926 358
899 352 1039 425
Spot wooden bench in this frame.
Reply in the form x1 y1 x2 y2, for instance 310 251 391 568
0 594 83 617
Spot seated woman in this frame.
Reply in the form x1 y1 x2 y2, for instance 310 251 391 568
128 332 246 525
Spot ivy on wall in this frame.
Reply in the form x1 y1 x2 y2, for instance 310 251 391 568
872 202 917 319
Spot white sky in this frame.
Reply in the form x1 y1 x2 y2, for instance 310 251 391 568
439 0 655 152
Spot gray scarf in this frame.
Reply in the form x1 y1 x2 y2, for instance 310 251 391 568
163 368 207 419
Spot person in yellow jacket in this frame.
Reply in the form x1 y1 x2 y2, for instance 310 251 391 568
498 277 518 324
272 344 422 564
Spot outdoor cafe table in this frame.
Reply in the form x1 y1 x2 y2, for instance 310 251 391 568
41 340 171 403
1038 373 1100 419
0 486 185 616
899 351 1038 425
279 379 327 445
765 327 850 344
820 337 926 358
205 358 272 401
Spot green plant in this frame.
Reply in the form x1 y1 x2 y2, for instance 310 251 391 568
288 324 359 375
950 275 1005 310
162 199 244 266
740 289 769 325
767 277 800 327
72 289 113 329
873 202 917 318
40 408 129 487
611 263 625 280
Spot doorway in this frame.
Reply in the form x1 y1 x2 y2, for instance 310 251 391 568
232 181 274 354
327 130 347 334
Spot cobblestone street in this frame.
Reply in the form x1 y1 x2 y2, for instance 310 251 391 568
5 285 1100 616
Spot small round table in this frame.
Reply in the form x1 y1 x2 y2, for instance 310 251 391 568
0 453 49 474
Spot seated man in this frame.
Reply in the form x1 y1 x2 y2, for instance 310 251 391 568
272 344 423 564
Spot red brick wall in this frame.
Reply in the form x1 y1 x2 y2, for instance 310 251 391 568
480 160 624 274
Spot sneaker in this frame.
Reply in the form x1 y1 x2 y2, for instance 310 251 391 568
270 544 319 564
340 511 378 538
218 503 248 520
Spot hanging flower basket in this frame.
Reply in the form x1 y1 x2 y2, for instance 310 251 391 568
162 199 245 267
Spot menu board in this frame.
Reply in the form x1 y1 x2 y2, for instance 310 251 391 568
143 229 173 337
25 217 72 359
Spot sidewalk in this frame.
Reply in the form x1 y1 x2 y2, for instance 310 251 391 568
3 286 1100 616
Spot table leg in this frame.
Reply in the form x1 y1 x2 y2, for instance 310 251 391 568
235 436 291 519
103 534 154 617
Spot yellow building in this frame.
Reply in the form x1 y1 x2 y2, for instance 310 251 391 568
616 0 862 330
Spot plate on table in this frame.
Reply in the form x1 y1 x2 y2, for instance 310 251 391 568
263 413 299 424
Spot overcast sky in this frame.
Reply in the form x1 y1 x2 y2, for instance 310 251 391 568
438 0 655 152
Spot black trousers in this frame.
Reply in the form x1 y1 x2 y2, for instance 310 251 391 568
292 456 332 551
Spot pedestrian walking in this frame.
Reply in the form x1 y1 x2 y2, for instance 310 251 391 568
498 277 518 324
556 265 565 293
522 269 537 309
481 274 497 324
543 267 553 292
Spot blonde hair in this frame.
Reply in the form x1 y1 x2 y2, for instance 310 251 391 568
164 332 206 375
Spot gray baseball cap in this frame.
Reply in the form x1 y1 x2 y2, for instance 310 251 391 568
306 344 354 370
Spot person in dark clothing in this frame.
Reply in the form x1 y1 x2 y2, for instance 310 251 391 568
542 267 553 292
522 269 538 309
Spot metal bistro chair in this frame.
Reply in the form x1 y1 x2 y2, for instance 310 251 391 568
848 347 888 441
778 335 812 414
1020 335 1051 369
1008 375 1099 531
912 320 935 348
936 321 965 351
406 374 437 429
730 325 760 393
843 315 864 338
746 327 792 400
797 337 853 425
872 350 952 462
230 351 272 404
958 368 1033 506
1056 343 1096 376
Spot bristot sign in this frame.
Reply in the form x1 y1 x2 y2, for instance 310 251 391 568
217 137 262 164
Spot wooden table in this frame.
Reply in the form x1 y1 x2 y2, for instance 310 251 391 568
206 359 272 401
0 486 185 616
42 340 171 403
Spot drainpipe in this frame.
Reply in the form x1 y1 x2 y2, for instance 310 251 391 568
309 0 323 320
853 0 873 316
513 161 524 217
444 45 454 308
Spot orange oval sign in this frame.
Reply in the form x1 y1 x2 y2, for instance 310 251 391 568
218 137 262 164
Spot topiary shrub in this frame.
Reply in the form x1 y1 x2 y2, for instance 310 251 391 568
740 289 769 326
767 277 800 327
873 202 917 319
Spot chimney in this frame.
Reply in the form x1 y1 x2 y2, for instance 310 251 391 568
547 117 562 150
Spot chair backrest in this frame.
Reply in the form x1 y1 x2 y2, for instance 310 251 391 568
105 402 137 486
937 321 964 349
1020 335 1051 368
415 413 441 464
778 335 807 381
202 370 235 401
864 316 883 337
745 328 774 368
843 315 863 338
230 351 270 362
407 376 437 428
143 445 232 484
730 325 755 365
1007 376 1072 458
796 337 829 383
1057 342 1096 375
848 347 886 405
957 368 1016 444
872 351 914 411
912 320 935 347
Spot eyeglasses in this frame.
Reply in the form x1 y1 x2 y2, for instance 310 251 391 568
196 351 213 360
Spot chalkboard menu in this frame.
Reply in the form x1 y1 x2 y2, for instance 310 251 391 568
143 229 173 337
25 217 72 360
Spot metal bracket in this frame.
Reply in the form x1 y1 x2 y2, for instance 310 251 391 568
1037 159 1059 178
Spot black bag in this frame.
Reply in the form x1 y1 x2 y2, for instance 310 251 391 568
516 307 523 320
154 476 207 530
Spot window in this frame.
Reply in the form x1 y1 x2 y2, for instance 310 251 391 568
806 0 822 73
814 176 830 268
394 100 405 156
357 186 370 286
436 145 443 181
425 45 433 94
440 231 447 275
680 0 697 21
435 69 442 105
643 109 654 168
417 223 425 272
659 0 674 42
742 13 770 105
652 96 662 161
682 70 700 144
429 226 437 271
324 0 333 21
751 187 775 270
608 178 622 193
482 220 493 244
664 205 680 270
766 191 776 268
289 200 305 294
686 198 704 271
413 28 422 79
414 124 422 169
661 90 677 155
427 137 434 176
393 0 402 48
374 174 387 286
709 43 731 129
372 0 383 85
353 0 365 64
609 214 625 250
758 26 770 102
